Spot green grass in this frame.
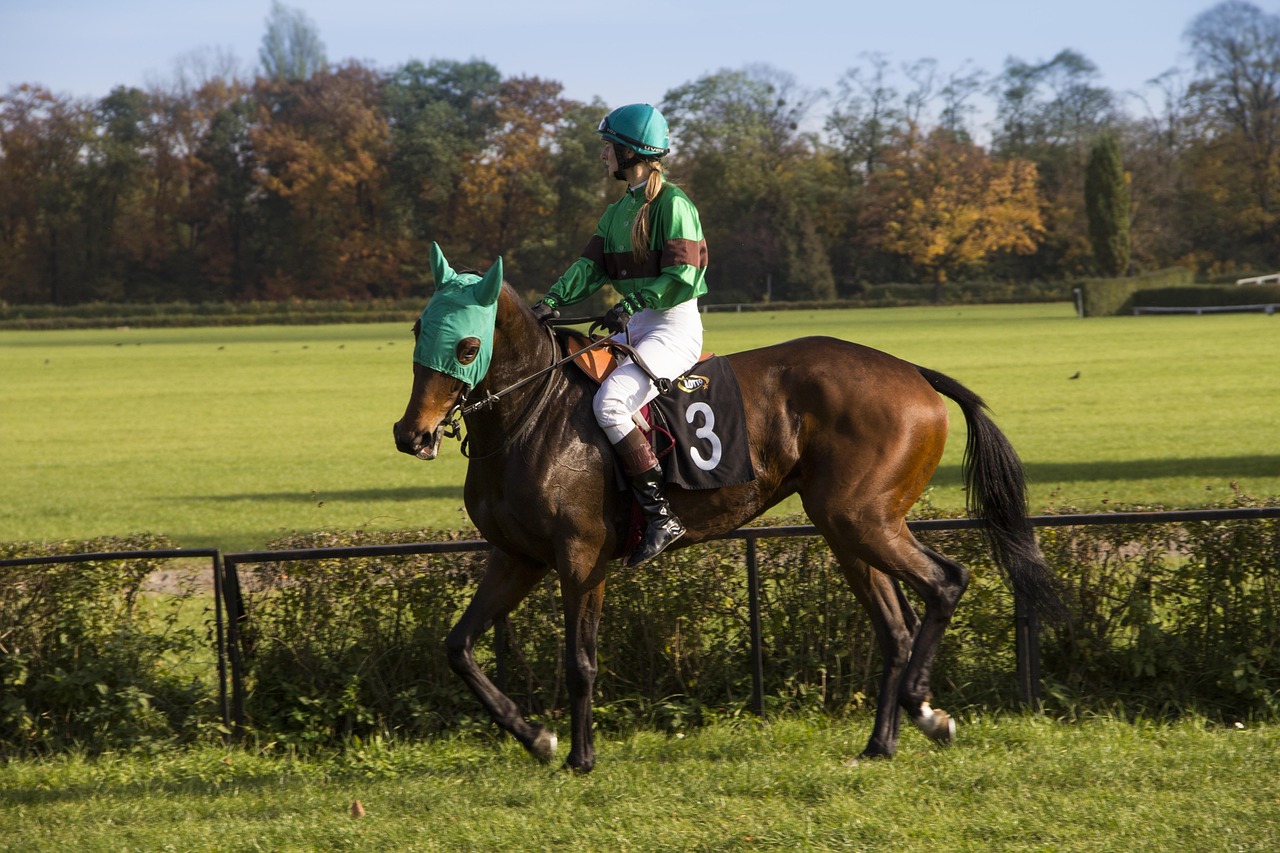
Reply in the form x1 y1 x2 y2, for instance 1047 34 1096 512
2 303 1276 551
1 715 1277 851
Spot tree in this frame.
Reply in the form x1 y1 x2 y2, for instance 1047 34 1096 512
992 49 1119 277
259 1 327 83
1185 0 1280 257
0 85 96 304
1085 134 1131 276
865 128 1044 300
826 54 905 180
250 62 396 298
382 58 502 265
663 65 834 302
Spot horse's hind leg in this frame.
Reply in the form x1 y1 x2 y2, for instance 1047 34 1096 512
446 548 557 762
836 558 917 758
816 514 968 751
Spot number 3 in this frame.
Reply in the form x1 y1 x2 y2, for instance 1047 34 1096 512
685 402 722 471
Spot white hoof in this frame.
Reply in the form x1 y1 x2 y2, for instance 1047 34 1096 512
529 728 558 763
913 703 956 745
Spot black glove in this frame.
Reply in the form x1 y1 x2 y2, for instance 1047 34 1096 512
531 298 560 325
599 301 633 334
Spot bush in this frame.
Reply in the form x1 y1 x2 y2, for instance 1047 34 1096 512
0 299 424 330
0 535 216 754
1077 267 1196 316
234 494 1280 745
1129 282 1280 310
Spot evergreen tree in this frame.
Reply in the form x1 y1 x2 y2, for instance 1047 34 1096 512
1084 134 1130 276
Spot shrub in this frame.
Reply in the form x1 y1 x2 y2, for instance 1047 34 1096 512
0 535 216 754
1077 267 1195 316
1128 282 1280 310
234 494 1280 745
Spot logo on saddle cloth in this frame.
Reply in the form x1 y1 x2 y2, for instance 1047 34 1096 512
568 344 755 490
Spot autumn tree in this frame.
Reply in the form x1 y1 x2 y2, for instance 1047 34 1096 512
992 50 1118 277
383 58 501 267
1185 0 1280 262
250 62 398 298
865 127 1044 300
1085 134 1131 275
449 76 583 284
0 85 96 304
663 65 834 302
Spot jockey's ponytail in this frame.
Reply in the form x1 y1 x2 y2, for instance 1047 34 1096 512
631 161 665 263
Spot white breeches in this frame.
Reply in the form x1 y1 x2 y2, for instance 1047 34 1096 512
593 299 703 444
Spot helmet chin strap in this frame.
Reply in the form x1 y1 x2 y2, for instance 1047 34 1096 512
612 143 640 181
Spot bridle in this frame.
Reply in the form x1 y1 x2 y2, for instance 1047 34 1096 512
437 318 672 461
447 324 560 460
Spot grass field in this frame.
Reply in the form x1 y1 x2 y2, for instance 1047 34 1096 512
1 715 1277 851
1 302 1277 551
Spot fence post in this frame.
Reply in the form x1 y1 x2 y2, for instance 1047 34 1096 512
745 535 765 717
221 557 248 735
212 552 231 737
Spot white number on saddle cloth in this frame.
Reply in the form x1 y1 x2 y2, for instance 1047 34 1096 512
685 401 723 471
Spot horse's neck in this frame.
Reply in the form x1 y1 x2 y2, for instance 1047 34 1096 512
470 286 557 430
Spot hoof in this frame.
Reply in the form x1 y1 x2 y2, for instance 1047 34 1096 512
527 726 558 763
913 703 956 745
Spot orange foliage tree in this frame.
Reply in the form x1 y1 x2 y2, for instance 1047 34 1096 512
450 76 579 283
865 127 1044 300
250 62 402 298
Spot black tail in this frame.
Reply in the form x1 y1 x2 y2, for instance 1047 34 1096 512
918 366 1064 620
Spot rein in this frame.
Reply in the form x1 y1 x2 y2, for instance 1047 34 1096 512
443 320 672 460
446 325 584 460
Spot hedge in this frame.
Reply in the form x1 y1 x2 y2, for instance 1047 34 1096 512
0 535 218 754
238 495 1280 746
3 494 1278 753
1077 267 1196 316
1129 282 1280 310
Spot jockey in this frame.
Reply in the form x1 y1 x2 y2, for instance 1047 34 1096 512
531 103 709 567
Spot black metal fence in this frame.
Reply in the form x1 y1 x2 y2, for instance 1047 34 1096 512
4 506 1279 739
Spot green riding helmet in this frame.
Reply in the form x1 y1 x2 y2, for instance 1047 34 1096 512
598 103 670 159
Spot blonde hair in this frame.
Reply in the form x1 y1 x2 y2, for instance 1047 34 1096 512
631 160 665 262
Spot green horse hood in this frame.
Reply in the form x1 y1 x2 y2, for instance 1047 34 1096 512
414 243 503 387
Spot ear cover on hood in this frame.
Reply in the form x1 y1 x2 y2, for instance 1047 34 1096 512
413 243 503 387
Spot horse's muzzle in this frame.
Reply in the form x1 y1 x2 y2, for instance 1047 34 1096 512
393 421 444 460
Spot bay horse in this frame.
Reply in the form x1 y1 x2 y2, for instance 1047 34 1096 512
393 244 1058 772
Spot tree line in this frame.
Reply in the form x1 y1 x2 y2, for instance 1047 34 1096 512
1 0 1277 307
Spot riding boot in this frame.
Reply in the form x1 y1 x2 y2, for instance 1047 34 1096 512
613 429 686 567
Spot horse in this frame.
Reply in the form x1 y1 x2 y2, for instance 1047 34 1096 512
393 244 1059 772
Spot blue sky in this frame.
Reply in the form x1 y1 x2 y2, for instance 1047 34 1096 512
2 0 1224 130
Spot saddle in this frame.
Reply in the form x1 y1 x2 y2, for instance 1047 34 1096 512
563 332 755 491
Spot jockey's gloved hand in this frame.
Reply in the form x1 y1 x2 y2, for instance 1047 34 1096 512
600 294 643 334
531 297 560 325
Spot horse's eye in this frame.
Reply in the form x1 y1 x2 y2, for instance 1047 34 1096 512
456 337 481 365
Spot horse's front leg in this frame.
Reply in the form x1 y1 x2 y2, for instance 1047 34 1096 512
445 548 557 762
558 549 610 773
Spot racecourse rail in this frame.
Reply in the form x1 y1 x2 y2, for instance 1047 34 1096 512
4 506 1278 738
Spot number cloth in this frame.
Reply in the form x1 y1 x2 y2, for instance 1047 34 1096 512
647 355 755 490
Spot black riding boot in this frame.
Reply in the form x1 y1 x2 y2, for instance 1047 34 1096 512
614 429 686 567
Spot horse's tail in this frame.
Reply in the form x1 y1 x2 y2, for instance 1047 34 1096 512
917 366 1064 620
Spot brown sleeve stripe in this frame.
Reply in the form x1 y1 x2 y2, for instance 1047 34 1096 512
602 251 662 280
581 234 606 266
661 238 708 270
